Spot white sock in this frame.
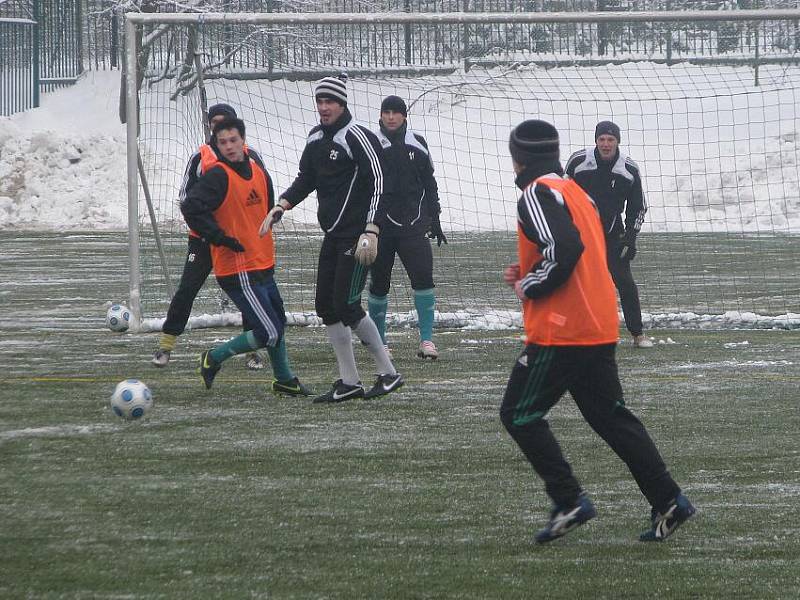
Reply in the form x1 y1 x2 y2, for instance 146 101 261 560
353 316 396 376
326 322 360 385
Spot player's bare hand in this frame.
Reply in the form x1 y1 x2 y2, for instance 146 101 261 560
503 263 521 286
514 280 527 302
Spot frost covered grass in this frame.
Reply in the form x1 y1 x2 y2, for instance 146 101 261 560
1 232 799 598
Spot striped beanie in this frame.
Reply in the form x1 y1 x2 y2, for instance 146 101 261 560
315 76 347 106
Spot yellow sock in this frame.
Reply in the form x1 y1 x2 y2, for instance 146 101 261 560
159 333 177 352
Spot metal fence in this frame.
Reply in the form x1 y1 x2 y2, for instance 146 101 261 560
0 18 37 115
0 0 82 114
82 0 800 74
3 0 800 116
36 0 83 91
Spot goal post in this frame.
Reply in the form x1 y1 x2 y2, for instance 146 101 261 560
124 9 800 333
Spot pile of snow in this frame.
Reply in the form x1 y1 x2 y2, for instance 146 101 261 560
0 71 127 230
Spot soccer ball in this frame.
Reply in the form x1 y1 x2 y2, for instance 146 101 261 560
110 379 153 420
106 303 131 332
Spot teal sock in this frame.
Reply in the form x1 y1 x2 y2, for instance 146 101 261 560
414 288 436 342
210 330 259 364
368 292 389 344
266 336 294 382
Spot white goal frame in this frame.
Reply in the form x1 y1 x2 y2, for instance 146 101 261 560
124 8 800 331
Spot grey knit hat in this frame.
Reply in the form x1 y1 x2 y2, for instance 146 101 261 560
509 119 560 164
595 120 621 142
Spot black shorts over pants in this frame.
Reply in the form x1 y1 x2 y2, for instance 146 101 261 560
315 234 369 327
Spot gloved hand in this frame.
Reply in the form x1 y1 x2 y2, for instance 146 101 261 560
619 232 637 261
259 205 285 237
217 235 245 253
354 222 380 266
427 214 448 247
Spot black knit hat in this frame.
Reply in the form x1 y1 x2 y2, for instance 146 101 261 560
509 119 560 165
315 76 348 106
595 120 621 142
207 103 237 120
380 95 407 117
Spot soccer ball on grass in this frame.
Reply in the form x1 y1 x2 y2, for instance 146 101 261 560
110 379 153 420
106 303 131 332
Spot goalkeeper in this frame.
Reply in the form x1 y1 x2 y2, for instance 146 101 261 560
180 116 311 396
152 103 268 370
264 75 402 404
368 95 446 361
565 121 652 348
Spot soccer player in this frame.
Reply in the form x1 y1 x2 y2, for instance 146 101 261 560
180 116 311 396
262 75 403 403
152 103 269 370
368 95 446 360
565 121 652 348
500 119 694 543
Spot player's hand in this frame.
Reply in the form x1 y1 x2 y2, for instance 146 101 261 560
259 205 285 237
503 263 521 286
514 280 527 302
427 215 448 247
218 235 245 253
619 232 637 261
354 223 380 266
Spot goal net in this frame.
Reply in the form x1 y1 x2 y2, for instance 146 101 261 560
125 10 800 332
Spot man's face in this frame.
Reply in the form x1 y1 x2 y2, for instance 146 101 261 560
381 110 406 133
317 97 345 126
215 127 245 163
596 134 619 161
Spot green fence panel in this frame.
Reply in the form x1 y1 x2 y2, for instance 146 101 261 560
0 18 37 116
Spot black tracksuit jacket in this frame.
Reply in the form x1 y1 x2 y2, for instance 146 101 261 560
374 121 441 237
565 147 646 239
280 109 389 238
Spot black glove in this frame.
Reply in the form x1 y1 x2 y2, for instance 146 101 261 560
619 232 637 261
427 215 448 247
217 235 245 253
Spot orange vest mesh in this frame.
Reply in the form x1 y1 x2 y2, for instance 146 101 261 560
190 144 249 238
209 158 275 277
517 175 619 346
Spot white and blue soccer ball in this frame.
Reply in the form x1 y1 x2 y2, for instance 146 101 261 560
106 303 131 332
110 379 153 421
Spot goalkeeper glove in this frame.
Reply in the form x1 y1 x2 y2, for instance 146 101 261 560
216 235 245 253
427 214 448 247
354 223 380 266
619 232 637 261
259 200 291 237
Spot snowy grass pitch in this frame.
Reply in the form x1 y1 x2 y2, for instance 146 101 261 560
0 231 799 598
